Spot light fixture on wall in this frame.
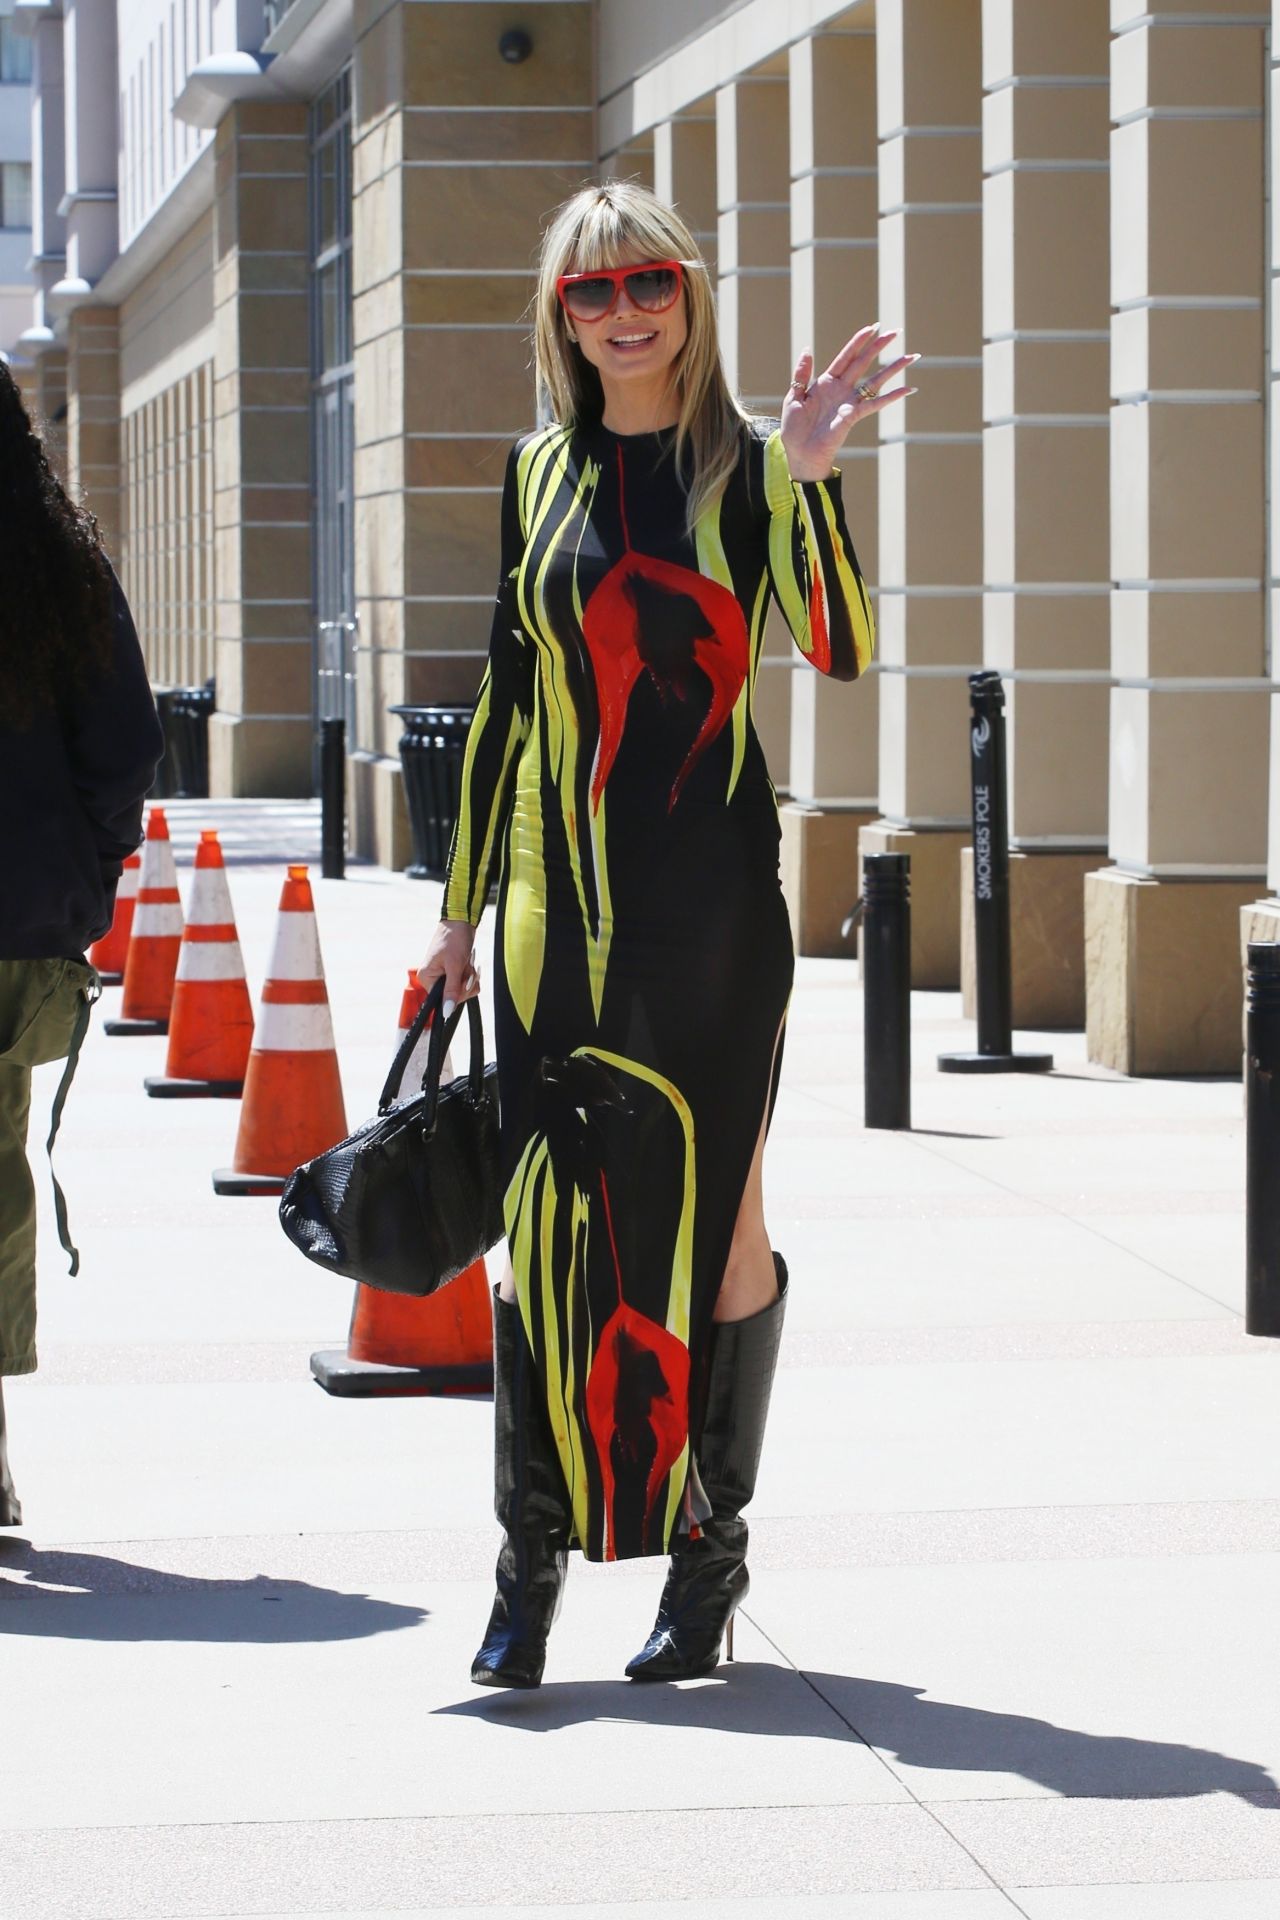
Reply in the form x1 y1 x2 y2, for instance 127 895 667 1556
499 27 532 64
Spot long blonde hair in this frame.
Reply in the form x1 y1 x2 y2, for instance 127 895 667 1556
533 180 750 532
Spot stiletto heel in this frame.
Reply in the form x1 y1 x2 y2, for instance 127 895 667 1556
725 1613 735 1663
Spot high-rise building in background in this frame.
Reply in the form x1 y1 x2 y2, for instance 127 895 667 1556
11 1 1280 1080
0 0 34 385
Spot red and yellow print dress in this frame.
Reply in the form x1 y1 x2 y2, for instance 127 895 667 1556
442 417 873 1562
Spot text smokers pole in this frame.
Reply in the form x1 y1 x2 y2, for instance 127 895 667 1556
939 671 1052 1075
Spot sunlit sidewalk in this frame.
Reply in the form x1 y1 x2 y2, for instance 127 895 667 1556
1 801 1276 1920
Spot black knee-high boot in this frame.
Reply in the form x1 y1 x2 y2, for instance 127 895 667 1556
471 1290 572 1688
0 1380 21 1528
625 1253 788 1682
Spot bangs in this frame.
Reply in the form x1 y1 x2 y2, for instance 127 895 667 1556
563 197 687 276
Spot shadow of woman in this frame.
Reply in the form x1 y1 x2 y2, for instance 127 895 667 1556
0 1540 427 1645
436 1661 1279 1805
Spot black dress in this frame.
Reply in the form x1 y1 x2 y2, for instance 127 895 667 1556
443 417 873 1562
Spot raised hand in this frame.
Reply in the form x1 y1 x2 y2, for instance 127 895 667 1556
780 325 919 482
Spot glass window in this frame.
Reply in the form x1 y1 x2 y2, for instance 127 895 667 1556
308 69 358 749
0 162 32 230
0 20 33 85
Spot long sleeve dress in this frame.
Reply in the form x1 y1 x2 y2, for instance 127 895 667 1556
442 417 874 1563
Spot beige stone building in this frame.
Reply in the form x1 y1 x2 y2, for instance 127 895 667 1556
14 0 1280 1075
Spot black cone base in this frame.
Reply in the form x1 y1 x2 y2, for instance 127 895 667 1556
146 1076 244 1099
310 1349 494 1397
938 1050 1053 1074
212 1168 287 1196
102 1016 169 1037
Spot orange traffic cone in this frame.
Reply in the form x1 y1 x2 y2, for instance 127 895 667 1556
389 967 451 1104
145 830 254 1099
212 864 347 1195
310 1261 495 1396
103 808 183 1036
88 851 140 984
310 966 492 1394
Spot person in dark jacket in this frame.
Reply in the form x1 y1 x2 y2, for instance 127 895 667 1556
0 359 163 1525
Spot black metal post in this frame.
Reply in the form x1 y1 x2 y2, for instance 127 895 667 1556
862 852 911 1130
939 670 1052 1074
1246 942 1280 1336
320 716 346 880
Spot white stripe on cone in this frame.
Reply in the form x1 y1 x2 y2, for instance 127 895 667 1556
117 864 139 901
139 828 180 899
264 910 325 982
186 864 237 925
176 941 249 983
132 902 184 939
253 999 336 1053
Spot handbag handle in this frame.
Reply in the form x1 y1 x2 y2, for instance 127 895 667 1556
377 975 486 1123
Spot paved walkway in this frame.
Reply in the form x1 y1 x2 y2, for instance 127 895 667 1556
1 804 1276 1919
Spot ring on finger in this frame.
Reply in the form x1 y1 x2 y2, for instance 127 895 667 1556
854 379 876 405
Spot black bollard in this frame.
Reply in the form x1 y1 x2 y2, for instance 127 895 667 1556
1246 942 1280 1336
939 670 1052 1074
862 852 912 1130
320 716 346 880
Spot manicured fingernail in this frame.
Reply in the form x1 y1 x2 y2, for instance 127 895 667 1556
443 998 456 1020
906 387 918 397
909 352 922 362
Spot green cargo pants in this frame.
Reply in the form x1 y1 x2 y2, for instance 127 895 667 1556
0 958 99 1376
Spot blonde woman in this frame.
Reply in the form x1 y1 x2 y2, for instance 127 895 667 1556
419 181 915 1688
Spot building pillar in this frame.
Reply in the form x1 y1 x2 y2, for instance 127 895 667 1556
209 102 313 799
602 132 654 189
782 23 880 955
652 101 717 278
32 347 67 477
861 0 984 987
717 70 792 790
349 0 594 867
64 304 121 557
1088 2 1269 1074
963 0 1111 1028
1243 0 1280 965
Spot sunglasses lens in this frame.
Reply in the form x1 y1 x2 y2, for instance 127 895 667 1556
626 266 679 311
562 276 616 321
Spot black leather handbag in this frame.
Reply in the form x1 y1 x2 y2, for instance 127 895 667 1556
278 978 503 1296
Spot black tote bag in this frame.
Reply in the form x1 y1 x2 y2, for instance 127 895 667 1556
278 977 503 1296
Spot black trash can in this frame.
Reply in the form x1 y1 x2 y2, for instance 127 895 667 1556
390 703 476 880
148 688 178 798
167 679 216 798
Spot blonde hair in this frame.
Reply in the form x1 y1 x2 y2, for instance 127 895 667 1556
533 180 751 533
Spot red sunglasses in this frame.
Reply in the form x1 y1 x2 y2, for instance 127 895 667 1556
556 260 686 324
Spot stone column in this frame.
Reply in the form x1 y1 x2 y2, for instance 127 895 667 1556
964 0 1111 1027
860 0 984 987
208 101 313 799
1243 1 1280 961
603 134 654 189
64 304 121 557
652 101 717 278
33 347 67 476
349 0 593 868
1088 1 1268 1074
717 70 792 790
781 24 880 955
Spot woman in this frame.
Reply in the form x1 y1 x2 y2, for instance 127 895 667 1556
418 181 916 1686
0 362 163 1525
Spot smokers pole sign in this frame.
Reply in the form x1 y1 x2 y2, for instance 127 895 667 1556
938 671 1052 1075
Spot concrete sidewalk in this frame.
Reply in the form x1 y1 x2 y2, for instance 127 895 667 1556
1 810 1277 1920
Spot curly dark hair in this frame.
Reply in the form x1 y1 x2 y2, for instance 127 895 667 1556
0 357 115 729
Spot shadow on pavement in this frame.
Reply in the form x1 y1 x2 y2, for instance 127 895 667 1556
439 1666 1280 1803
0 1541 427 1644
